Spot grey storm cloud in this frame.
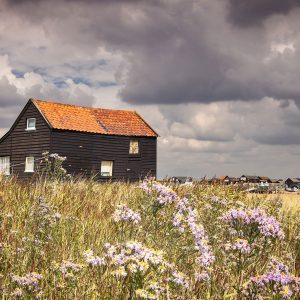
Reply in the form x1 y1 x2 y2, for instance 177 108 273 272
0 78 25 127
3 0 300 106
0 78 23 108
5 0 154 5
227 0 300 27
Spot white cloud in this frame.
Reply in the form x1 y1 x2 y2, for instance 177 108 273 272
155 98 300 178
271 42 295 54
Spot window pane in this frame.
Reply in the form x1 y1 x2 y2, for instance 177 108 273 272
0 156 10 175
25 157 34 172
101 161 113 176
27 118 36 129
129 140 139 154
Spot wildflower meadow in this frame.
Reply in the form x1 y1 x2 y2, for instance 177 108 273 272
0 157 299 299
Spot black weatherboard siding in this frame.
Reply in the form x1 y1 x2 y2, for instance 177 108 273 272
0 101 51 178
0 99 157 180
51 131 157 180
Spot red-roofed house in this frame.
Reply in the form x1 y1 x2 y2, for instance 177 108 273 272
0 99 158 180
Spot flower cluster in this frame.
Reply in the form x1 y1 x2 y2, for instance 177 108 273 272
185 206 215 274
41 152 68 179
25 197 61 255
170 271 189 288
104 241 165 275
53 260 84 279
209 196 228 206
112 203 141 224
12 272 43 297
83 249 105 267
221 208 285 239
49 153 67 161
141 179 215 278
224 238 251 254
172 212 184 230
140 179 177 205
30 197 60 228
84 240 189 298
244 258 300 299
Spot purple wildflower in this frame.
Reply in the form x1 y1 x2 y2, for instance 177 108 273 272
244 258 300 299
112 204 141 224
12 272 43 292
140 179 215 275
84 249 106 267
171 271 189 288
224 239 251 254
222 208 285 239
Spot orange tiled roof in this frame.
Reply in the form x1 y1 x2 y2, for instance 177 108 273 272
33 99 158 137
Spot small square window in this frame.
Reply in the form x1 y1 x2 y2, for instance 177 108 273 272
101 161 113 177
25 157 34 172
129 140 139 154
0 156 10 175
26 118 36 130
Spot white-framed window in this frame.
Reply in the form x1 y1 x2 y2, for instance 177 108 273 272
26 118 36 130
129 140 139 154
0 156 10 175
101 160 113 177
25 157 34 172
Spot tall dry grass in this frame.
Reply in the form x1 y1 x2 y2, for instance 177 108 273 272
0 176 299 299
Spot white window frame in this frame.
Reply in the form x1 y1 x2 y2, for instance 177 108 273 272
101 160 113 177
129 139 139 154
25 156 35 173
0 156 10 175
26 118 36 131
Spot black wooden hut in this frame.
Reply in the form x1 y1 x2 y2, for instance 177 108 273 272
0 99 158 180
285 178 300 189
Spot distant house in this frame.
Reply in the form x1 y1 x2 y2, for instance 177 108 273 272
285 178 300 189
171 176 193 184
267 179 283 193
219 175 227 183
268 179 283 186
0 99 158 180
240 175 260 183
268 179 280 187
208 177 220 185
258 176 270 183
220 176 239 185
268 179 280 184
229 177 240 184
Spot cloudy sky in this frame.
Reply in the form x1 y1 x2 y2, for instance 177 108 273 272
1 0 300 179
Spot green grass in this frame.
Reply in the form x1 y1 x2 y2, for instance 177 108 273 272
0 176 299 299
